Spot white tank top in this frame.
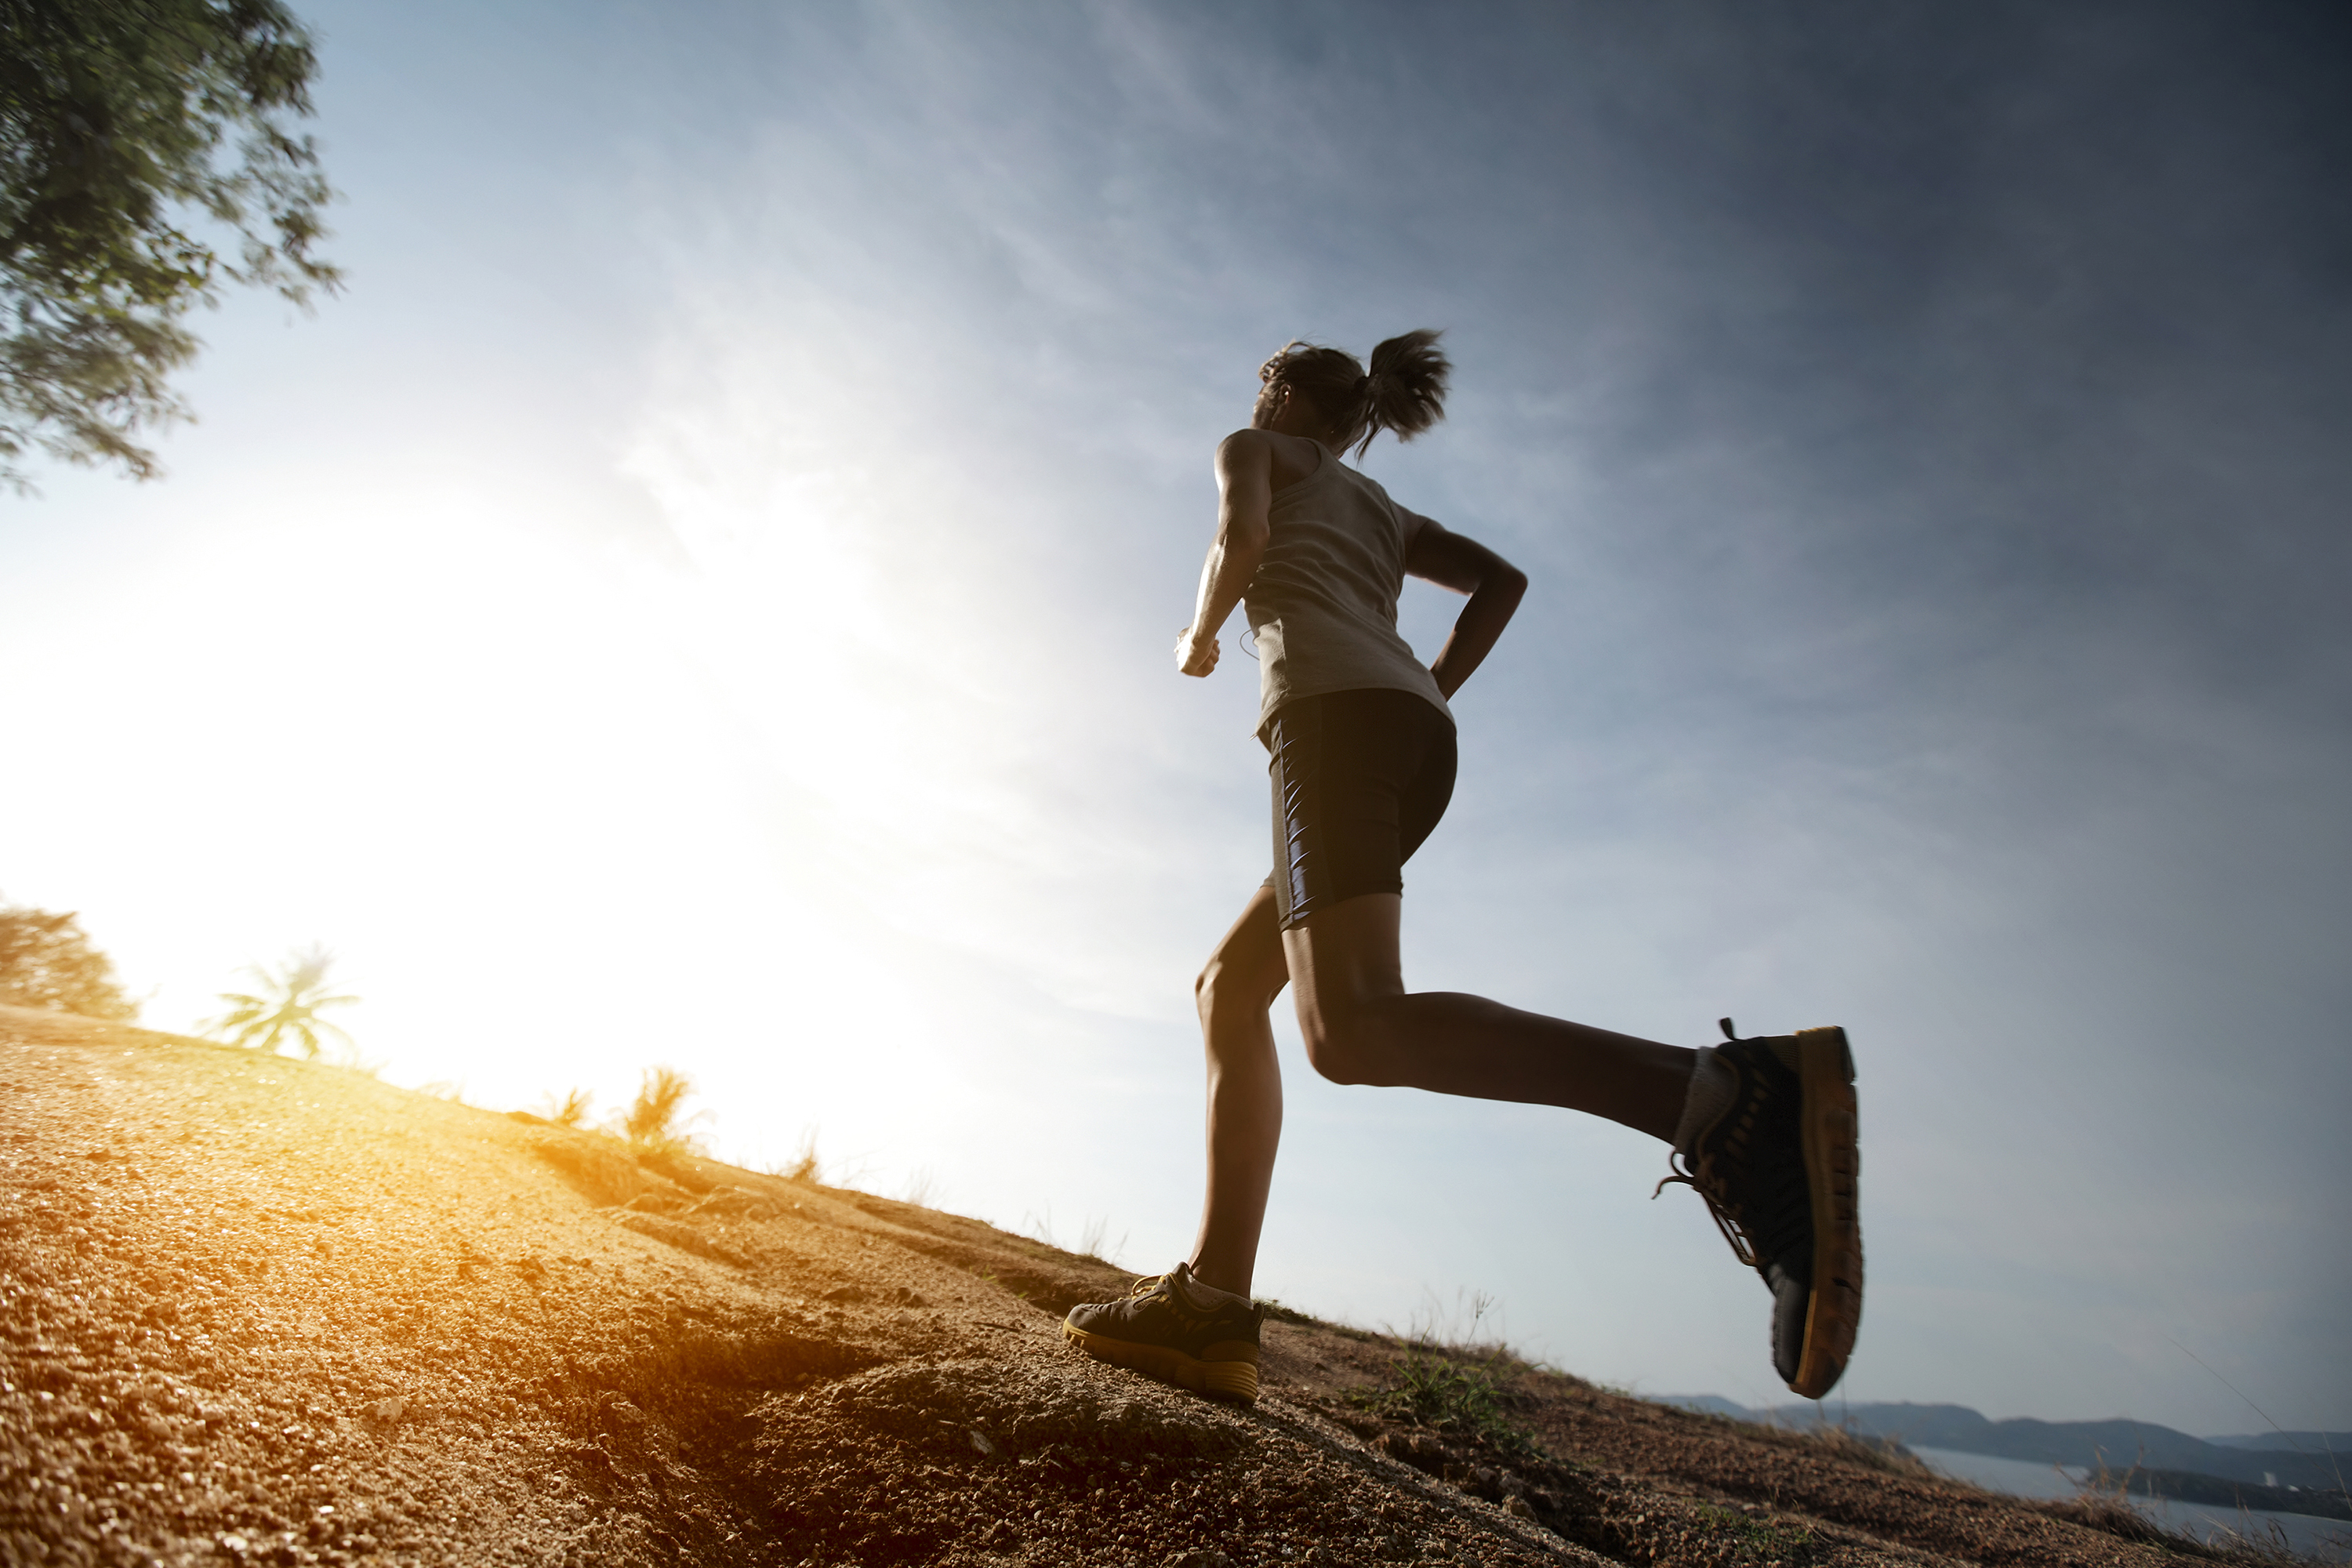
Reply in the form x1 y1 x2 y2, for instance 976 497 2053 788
1243 445 1453 742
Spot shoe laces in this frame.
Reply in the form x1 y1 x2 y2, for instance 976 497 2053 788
1653 1018 1807 1275
1124 1268 1254 1326
1655 1152 1759 1269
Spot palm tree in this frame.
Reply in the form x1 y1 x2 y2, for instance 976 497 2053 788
203 946 358 1058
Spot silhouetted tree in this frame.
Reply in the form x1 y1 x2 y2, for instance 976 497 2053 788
202 943 354 1057
2 0 340 488
0 903 136 1018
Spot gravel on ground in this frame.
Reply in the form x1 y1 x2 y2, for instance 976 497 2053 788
0 1004 2283 1567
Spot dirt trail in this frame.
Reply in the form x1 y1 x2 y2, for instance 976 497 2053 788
0 1004 2265 1566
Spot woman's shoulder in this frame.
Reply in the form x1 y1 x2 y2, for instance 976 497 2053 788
1333 462 1404 513
1221 428 1327 494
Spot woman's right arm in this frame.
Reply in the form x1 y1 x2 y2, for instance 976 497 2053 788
1176 431 1276 677
1406 513 1528 699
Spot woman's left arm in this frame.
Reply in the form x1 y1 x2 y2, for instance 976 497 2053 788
1405 513 1529 699
1177 431 1278 677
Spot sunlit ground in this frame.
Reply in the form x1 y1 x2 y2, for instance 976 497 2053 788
2 0 2346 1442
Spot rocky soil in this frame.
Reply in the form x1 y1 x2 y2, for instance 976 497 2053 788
0 1004 2310 1567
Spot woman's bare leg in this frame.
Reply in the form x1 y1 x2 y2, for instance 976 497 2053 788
1281 892 1695 1140
1185 883 1290 1299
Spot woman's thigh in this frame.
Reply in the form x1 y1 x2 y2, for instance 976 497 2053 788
1281 891 1405 1076
1266 689 1457 931
1201 880 1290 1016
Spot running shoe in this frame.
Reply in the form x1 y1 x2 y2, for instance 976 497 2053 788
1062 1262 1265 1403
1658 1019 1862 1399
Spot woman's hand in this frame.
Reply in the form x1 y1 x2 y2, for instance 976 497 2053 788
1177 624 1221 677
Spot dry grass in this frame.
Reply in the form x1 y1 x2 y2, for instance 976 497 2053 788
895 1165 942 1209
1796 1423 1940 1479
1345 1347 1546 1460
535 1086 595 1127
2016 1463 2343 1566
1075 1213 1126 1266
774 1125 823 1183
1343 1291 1549 1461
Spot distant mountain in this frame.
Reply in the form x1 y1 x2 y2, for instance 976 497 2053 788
2205 1432 2352 1455
1653 1398 2350 1495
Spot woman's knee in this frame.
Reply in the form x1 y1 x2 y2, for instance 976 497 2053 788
1196 895 1287 1026
1196 957 1280 1029
1299 1011 1399 1087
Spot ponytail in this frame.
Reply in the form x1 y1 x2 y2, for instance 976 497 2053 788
1359 330 1449 458
1258 329 1450 459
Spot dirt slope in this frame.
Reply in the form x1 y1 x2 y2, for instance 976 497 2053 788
0 1004 2276 1567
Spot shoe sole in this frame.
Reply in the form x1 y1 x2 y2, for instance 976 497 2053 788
1062 1323 1261 1404
1787 1025 1863 1399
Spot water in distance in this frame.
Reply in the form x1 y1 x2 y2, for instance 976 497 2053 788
1911 1446 2352 1563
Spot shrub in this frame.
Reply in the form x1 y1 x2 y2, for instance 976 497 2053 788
0 905 137 1019
617 1066 709 1155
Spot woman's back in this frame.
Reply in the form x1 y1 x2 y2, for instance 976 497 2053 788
1243 442 1450 740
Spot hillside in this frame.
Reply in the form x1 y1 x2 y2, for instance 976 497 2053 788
0 1002 2325 1566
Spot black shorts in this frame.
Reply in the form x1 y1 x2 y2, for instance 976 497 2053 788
1265 687 1458 931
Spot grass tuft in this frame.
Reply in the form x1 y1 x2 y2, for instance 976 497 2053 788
897 1165 941 1209
775 1125 822 1184
536 1087 594 1128
1075 1213 1127 1266
1689 1501 1816 1557
1348 1348 1537 1457
1802 1423 1938 1479
1348 1348 1545 1459
1344 1288 1548 1459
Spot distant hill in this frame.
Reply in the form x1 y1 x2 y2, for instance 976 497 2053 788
1656 1398 2350 1495
2207 1432 2352 1455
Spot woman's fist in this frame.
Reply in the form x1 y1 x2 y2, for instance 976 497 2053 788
1176 624 1221 677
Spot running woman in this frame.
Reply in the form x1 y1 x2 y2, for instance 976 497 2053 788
1062 333 1863 1404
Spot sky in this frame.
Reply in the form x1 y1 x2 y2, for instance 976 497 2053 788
2 1 2347 1436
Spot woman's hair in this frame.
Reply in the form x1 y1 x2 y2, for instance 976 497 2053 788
1258 329 1450 459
